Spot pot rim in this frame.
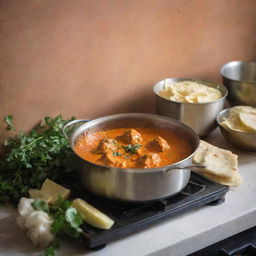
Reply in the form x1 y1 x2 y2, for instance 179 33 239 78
67 113 200 173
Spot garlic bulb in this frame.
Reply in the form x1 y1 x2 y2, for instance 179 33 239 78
27 222 54 247
25 211 52 230
16 197 35 229
16 197 54 248
17 197 35 217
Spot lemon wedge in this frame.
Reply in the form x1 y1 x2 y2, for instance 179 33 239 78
72 198 114 229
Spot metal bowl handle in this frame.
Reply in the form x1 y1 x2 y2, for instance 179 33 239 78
165 164 206 173
62 119 90 139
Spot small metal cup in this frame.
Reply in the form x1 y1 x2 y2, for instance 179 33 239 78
153 78 228 137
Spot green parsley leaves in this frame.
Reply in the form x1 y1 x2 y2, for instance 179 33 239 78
123 144 141 154
42 241 59 256
32 199 49 213
113 151 121 156
0 115 76 204
4 115 16 131
49 197 83 239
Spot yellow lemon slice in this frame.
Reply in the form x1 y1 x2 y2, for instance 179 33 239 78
72 198 114 229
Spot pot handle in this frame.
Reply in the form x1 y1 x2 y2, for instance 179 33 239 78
165 164 206 173
62 119 90 139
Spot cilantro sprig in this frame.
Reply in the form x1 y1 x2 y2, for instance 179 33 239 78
0 115 76 204
113 151 121 156
32 199 49 213
49 197 83 238
4 115 16 131
123 144 141 154
42 241 59 256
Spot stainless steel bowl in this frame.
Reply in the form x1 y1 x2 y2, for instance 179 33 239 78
221 61 256 106
217 108 256 151
153 78 228 137
63 113 200 202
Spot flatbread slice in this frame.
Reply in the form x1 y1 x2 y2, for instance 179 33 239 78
193 140 238 179
220 106 256 132
239 112 256 132
203 171 242 187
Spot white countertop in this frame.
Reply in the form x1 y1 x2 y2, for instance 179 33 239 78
1 129 256 256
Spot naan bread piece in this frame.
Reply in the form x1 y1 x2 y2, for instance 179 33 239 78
239 112 256 132
193 140 238 179
158 81 222 103
203 171 242 187
221 112 244 132
233 105 256 114
221 106 256 132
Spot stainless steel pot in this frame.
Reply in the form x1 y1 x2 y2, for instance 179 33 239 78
63 113 200 202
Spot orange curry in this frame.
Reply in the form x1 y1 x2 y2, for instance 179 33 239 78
74 128 193 168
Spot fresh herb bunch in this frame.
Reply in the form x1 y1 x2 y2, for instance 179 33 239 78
0 115 76 204
32 198 83 256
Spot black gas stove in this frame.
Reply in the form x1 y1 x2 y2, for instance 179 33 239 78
68 172 229 250
189 226 256 256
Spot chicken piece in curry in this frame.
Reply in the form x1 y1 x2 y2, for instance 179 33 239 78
140 153 161 168
116 129 143 144
75 128 193 168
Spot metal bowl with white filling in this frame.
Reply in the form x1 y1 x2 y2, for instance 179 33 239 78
153 78 228 137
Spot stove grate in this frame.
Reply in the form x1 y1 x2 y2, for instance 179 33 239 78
69 172 229 249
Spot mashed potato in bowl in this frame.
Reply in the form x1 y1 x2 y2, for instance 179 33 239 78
158 80 222 103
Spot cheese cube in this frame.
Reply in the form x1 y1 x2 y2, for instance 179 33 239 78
29 189 53 204
41 179 70 203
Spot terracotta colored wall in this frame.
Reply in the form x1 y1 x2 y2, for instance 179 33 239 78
1 0 256 142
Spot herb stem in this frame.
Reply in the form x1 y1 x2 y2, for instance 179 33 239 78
23 136 44 148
